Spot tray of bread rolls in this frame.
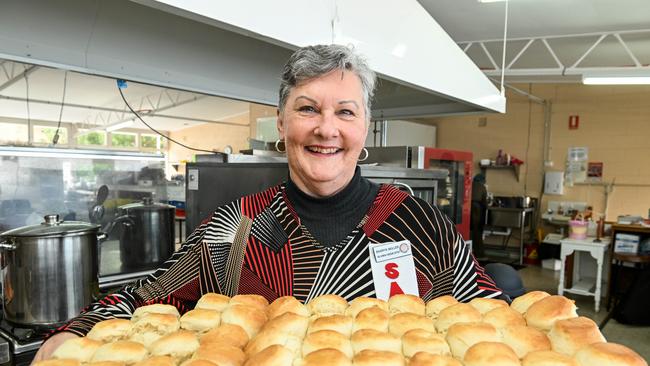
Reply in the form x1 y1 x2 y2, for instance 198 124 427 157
35 291 647 366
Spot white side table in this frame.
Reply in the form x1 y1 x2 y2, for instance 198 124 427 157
558 237 611 312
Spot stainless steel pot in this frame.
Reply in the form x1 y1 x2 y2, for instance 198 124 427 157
0 214 104 328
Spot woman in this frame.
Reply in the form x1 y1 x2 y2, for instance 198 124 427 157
34 44 501 360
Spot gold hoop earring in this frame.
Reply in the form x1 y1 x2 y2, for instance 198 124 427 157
275 139 286 153
358 147 369 162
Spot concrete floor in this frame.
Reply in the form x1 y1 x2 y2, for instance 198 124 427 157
518 265 650 361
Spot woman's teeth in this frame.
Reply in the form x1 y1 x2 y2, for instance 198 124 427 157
306 146 340 154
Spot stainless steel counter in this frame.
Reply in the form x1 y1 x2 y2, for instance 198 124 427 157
485 206 535 265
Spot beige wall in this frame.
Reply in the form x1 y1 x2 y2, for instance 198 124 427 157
425 83 650 221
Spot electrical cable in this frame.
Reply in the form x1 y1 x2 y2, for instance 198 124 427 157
116 80 218 154
499 0 509 97
53 71 68 145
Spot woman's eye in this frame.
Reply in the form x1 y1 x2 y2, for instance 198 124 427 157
338 109 356 117
298 106 317 113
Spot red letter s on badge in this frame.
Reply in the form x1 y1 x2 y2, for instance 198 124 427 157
385 262 400 279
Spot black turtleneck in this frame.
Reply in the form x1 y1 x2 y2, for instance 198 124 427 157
285 167 380 248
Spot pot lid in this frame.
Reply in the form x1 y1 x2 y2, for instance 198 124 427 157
119 197 175 211
0 214 100 238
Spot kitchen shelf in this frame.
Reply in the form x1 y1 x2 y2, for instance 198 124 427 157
481 164 521 182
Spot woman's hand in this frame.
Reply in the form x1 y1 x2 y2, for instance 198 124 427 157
31 332 79 364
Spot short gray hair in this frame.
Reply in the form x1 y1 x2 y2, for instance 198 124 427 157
278 44 377 121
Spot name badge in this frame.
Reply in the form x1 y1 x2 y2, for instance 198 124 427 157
368 240 419 300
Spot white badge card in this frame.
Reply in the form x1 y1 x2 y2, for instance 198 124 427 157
369 240 419 300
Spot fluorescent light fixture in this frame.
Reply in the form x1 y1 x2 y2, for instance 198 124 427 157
582 75 650 85
478 0 507 3
106 120 134 132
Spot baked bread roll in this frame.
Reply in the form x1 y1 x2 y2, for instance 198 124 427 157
351 329 401 354
263 312 310 338
425 296 458 320
87 319 132 342
307 294 348 316
510 291 550 315
434 303 482 333
302 330 353 358
86 362 126 366
463 342 520 366
150 330 199 362
230 294 269 312
91 341 148 364
468 297 508 315
200 324 249 349
524 296 577 331
244 328 302 357
129 313 180 347
401 329 450 358
500 325 551 359
221 304 268 338
180 309 221 333
574 342 647 366
308 314 353 337
193 344 246 366
243 345 294 366
52 337 103 362
133 356 176 366
521 350 578 366
388 313 435 337
180 360 219 366
345 297 388 317
196 293 231 312
547 317 605 356
33 360 81 366
294 348 351 366
483 306 526 329
388 294 425 315
352 350 405 366
131 304 180 322
267 296 311 319
446 322 501 359
408 353 462 366
352 306 390 332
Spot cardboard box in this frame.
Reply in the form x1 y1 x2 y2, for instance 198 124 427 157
614 233 640 254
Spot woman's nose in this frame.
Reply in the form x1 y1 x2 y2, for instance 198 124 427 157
314 111 339 138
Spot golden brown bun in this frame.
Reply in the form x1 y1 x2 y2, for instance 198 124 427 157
511 291 550 315
129 313 180 347
230 294 269 312
483 306 526 329
131 304 180 322
302 330 353 358
195 293 231 312
350 329 401 355
33 360 81 366
308 314 353 337
150 330 199 361
445 322 501 359
221 304 268 338
500 325 551 358
388 294 425 315
52 337 103 362
180 360 218 366
244 328 302 357
91 341 148 364
133 356 176 366
200 324 249 349
345 297 388 317
87 319 132 342
86 362 126 366
574 342 647 366
468 297 508 315
193 344 245 366
388 313 435 336
267 296 311 319
425 296 458 320
352 350 405 366
180 309 221 333
294 348 351 366
352 306 389 332
547 317 605 356
307 294 348 316
263 312 309 338
525 296 577 331
401 329 450 358
408 353 463 366
243 345 294 366
522 350 579 366
434 303 482 333
463 342 520 366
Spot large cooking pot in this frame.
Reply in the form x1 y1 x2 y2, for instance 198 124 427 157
110 197 175 271
0 214 104 328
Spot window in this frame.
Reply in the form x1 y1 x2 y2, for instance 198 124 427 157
34 125 68 144
141 134 161 149
0 122 28 144
77 130 106 146
110 132 137 148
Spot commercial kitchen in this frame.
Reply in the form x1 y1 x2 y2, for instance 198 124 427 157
0 0 649 365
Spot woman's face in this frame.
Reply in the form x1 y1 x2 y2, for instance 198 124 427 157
278 70 368 197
